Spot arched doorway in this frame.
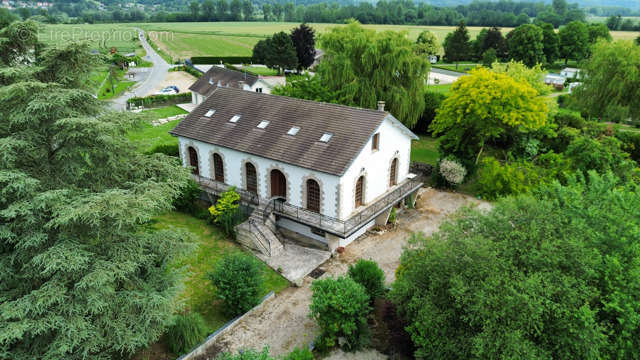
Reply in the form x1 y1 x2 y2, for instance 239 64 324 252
389 158 398 187
270 169 286 199
246 163 257 194
306 179 320 213
355 176 364 208
213 153 224 182
188 146 199 175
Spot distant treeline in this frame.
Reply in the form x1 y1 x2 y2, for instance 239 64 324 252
14 0 591 28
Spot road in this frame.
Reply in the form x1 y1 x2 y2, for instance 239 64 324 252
110 28 172 111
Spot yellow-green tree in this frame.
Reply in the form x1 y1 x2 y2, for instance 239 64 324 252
430 68 548 165
209 187 241 236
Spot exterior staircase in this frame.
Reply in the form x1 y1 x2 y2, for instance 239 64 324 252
235 202 285 257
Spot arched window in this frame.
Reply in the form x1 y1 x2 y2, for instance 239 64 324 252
306 179 320 213
213 153 224 182
246 163 257 194
355 176 364 208
389 158 398 187
270 169 286 199
188 146 199 175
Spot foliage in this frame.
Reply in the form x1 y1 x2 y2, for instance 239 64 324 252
147 143 180 157
166 313 209 355
506 24 545 67
558 20 589 63
208 187 241 237
481 26 507 60
490 60 552 96
554 108 585 129
348 259 386 301
290 23 316 70
565 135 636 182
173 178 201 213
392 173 640 359
438 158 467 186
574 40 640 123
217 346 274 360
317 21 430 128
388 207 397 224
252 31 298 74
208 252 264 317
415 30 439 56
309 276 371 352
539 22 559 64
587 23 612 44
443 21 471 65
430 68 548 165
190 56 253 64
413 90 446 134
127 92 192 107
272 74 341 104
0 20 39 66
481 48 497 67
0 32 190 359
281 348 314 360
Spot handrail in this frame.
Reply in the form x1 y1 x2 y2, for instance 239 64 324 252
192 174 258 205
249 219 271 256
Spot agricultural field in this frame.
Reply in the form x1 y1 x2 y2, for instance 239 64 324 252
38 23 142 54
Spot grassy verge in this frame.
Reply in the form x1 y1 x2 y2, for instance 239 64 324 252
98 77 135 100
88 66 109 94
147 33 175 64
425 83 453 95
152 211 289 332
411 135 440 165
127 105 188 153
242 66 279 76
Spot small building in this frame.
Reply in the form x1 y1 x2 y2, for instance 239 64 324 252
560 67 581 79
170 88 422 255
188 66 274 105
544 73 565 89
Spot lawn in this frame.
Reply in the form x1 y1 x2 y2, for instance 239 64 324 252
127 105 188 153
242 65 280 76
426 83 453 95
411 135 440 165
39 23 141 54
152 211 289 332
97 72 135 100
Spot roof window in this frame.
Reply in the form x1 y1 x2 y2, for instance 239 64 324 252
257 120 270 129
229 115 241 123
287 126 300 135
204 109 215 117
319 133 333 143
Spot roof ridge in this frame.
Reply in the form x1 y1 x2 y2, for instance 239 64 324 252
212 86 388 116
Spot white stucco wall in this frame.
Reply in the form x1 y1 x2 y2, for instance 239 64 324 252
178 137 341 218
338 116 413 219
246 80 273 94
192 92 204 105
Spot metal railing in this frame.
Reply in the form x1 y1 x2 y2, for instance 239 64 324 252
192 174 259 205
249 219 271 256
273 176 423 237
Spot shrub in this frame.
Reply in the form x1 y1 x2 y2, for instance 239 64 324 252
477 157 540 199
209 187 241 237
438 158 467 186
481 48 497 67
388 207 397 224
614 130 640 163
413 91 446 134
127 92 191 108
173 178 201 213
147 143 179 157
347 259 386 301
309 276 371 352
554 109 585 129
165 313 208 355
281 348 314 360
217 346 274 360
208 252 263 317
565 136 635 181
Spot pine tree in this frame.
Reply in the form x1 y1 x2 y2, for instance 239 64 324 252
443 21 471 69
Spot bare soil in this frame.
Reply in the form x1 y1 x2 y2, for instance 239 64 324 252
152 71 198 94
196 187 491 358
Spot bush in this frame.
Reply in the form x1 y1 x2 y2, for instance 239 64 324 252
165 313 208 355
347 259 386 302
281 348 314 360
209 187 242 237
217 346 274 360
309 276 371 352
190 56 253 64
438 157 467 186
565 136 635 181
388 207 397 224
481 48 497 67
554 109 585 129
413 91 446 134
208 252 264 317
614 130 640 163
170 64 203 78
127 92 192 108
146 143 179 157
173 178 201 213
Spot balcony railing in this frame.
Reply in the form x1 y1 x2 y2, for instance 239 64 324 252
192 174 259 205
272 175 423 238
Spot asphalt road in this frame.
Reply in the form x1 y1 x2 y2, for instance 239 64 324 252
110 28 172 111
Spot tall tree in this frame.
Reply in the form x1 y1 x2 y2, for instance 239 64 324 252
587 23 611 44
443 21 471 69
482 26 507 59
0 20 39 66
559 20 589 64
202 0 215 21
229 0 242 21
0 29 190 359
189 0 199 21
264 31 298 75
284 2 295 22
0 8 18 29
262 3 271 21
540 22 559 64
215 0 228 20
552 0 567 16
318 21 430 128
415 30 440 57
272 3 283 21
290 23 316 71
507 24 545 67
242 0 252 21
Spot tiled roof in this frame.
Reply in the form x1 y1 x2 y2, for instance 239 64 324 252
170 87 389 176
189 66 259 97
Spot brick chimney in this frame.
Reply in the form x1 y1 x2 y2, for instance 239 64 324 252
377 101 385 111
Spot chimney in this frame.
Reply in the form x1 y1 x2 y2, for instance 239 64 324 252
377 101 385 111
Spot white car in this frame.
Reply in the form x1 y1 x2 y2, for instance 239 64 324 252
155 88 177 95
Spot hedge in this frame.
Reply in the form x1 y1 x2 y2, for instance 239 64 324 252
169 65 203 78
190 56 253 64
127 92 191 107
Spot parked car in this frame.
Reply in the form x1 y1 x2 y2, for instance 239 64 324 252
155 88 177 95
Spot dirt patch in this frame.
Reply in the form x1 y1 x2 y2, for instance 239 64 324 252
196 188 491 357
152 71 198 94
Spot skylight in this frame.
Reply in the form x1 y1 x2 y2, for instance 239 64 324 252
229 115 241 123
319 133 333 143
204 109 215 117
287 126 300 136
257 120 270 129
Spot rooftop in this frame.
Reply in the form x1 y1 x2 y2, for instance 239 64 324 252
189 66 259 97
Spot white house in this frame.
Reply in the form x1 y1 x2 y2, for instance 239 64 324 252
189 66 275 105
544 73 565 87
560 67 581 79
170 87 422 254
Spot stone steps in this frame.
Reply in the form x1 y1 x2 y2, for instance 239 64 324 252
233 203 284 257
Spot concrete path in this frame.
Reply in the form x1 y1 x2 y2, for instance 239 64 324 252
110 28 172 111
191 188 491 360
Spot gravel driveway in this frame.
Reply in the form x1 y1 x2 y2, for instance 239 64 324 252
193 188 491 359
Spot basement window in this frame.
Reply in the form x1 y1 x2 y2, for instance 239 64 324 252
257 120 270 129
287 126 300 136
229 115 241 123
204 109 215 117
319 133 333 143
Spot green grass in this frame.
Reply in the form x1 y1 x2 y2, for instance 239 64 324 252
433 64 480 73
411 135 440 165
39 24 140 55
127 105 188 153
426 83 453 95
97 74 135 100
152 211 289 332
242 66 279 76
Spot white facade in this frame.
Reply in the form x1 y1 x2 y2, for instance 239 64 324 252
561 67 581 79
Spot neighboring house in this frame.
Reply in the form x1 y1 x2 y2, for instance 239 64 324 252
560 67 581 79
170 87 422 254
544 74 566 88
189 66 274 105
568 82 582 94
